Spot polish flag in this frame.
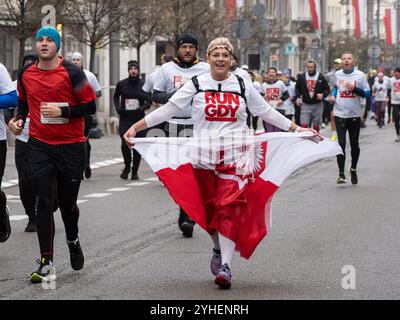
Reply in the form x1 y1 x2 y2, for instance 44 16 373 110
353 0 367 39
133 132 342 259
384 9 398 46
310 0 321 30
225 0 237 21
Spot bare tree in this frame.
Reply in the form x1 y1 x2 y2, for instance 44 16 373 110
64 0 123 72
121 0 164 67
160 0 229 58
0 0 60 66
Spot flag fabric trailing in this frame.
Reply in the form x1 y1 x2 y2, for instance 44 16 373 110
133 132 342 259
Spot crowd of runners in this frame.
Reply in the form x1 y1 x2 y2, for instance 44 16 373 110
1 27 399 290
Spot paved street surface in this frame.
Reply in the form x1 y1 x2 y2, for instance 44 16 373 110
1 120 399 300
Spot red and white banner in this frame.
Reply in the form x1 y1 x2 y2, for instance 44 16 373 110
384 8 398 46
352 0 367 39
133 132 342 259
225 0 237 22
309 0 321 30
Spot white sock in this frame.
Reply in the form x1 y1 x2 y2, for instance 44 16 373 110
210 232 220 251
332 131 337 136
218 233 235 267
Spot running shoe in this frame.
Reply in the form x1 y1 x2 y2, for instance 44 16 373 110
181 219 195 238
211 249 222 276
67 238 85 271
30 258 56 284
331 135 337 141
395 135 400 142
215 263 232 290
131 173 139 180
337 174 347 184
120 167 130 180
0 206 11 243
84 166 92 179
24 217 37 233
350 167 358 185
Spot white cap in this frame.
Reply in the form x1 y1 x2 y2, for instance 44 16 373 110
72 52 82 60
241 64 249 70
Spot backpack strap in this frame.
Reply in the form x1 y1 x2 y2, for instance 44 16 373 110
191 76 202 93
234 74 247 104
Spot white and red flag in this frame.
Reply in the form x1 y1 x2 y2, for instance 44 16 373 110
133 132 341 259
384 8 398 46
352 0 367 39
309 0 321 30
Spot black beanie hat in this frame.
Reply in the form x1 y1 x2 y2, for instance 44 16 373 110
176 33 198 50
23 53 38 65
128 60 139 70
394 66 400 73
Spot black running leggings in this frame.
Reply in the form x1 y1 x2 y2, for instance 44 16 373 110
0 140 6 217
32 173 81 261
393 104 400 135
334 116 361 174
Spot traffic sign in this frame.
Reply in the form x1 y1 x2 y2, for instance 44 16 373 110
368 44 381 59
253 3 266 17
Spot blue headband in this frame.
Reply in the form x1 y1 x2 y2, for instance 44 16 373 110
36 26 61 51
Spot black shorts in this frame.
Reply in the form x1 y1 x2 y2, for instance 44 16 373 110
27 138 86 180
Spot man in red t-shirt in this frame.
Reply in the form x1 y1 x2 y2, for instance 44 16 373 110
9 26 96 284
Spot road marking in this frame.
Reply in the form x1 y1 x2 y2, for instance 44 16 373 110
126 182 149 187
77 200 88 204
10 215 28 221
7 200 22 204
84 193 112 198
1 182 17 188
144 177 159 182
6 195 20 200
106 187 131 192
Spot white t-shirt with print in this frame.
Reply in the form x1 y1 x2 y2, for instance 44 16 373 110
0 63 15 141
261 80 287 109
153 61 210 125
305 72 319 98
389 77 400 105
372 80 389 102
169 73 287 137
334 69 370 118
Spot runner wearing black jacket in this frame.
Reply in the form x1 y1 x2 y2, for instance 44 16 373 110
295 61 330 132
114 60 151 180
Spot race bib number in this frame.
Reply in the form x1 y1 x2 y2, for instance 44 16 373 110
40 102 69 124
268 100 278 108
125 99 140 111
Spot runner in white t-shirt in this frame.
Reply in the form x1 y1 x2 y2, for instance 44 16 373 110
152 33 210 238
388 67 400 141
261 67 289 132
0 62 18 242
329 53 371 185
372 72 389 128
123 37 319 290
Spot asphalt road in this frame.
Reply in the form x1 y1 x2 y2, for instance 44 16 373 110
1 121 399 300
